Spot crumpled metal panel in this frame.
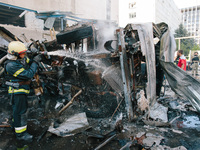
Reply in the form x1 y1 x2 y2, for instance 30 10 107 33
117 28 134 121
159 27 200 112
160 61 200 111
159 29 176 62
102 65 124 94
48 112 89 137
130 23 157 107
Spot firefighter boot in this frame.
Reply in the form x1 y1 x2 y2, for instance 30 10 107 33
16 132 33 142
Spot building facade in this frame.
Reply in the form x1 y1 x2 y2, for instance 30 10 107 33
181 6 200 37
0 0 119 29
69 0 119 24
119 0 181 34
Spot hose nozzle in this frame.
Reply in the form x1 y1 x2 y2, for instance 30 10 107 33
39 51 48 56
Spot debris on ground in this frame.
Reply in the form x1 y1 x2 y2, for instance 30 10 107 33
48 112 90 137
0 21 200 150
143 133 164 147
149 102 168 123
151 145 187 150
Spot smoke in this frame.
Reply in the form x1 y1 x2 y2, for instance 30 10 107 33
95 21 118 51
47 21 119 74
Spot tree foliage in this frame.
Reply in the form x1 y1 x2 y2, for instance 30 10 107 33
192 44 200 50
174 24 198 56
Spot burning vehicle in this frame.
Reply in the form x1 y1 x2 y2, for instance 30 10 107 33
0 22 200 121
0 21 200 149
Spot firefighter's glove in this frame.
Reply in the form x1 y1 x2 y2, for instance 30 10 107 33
33 54 42 64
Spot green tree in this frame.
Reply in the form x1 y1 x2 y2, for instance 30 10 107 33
192 44 200 50
174 24 188 37
174 24 198 56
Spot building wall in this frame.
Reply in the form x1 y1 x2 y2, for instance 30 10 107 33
72 0 107 20
71 0 118 23
119 0 155 27
181 6 200 36
119 0 130 27
110 0 119 23
119 0 181 33
181 6 200 44
0 0 72 12
155 0 181 34
1 0 119 26
133 0 155 23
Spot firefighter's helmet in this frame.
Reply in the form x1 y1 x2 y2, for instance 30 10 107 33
8 41 27 56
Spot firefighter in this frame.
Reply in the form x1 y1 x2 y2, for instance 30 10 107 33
4 41 42 141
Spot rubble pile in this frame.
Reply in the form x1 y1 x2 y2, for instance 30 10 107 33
0 22 200 150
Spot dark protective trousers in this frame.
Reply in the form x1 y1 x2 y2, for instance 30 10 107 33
12 94 28 133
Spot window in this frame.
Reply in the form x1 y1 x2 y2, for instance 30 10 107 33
129 12 136 19
129 2 136 9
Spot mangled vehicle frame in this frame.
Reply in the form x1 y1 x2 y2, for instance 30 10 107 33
106 22 200 121
0 22 200 122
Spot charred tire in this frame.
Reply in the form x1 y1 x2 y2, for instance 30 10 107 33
56 26 93 45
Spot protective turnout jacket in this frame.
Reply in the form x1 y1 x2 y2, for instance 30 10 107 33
5 56 38 94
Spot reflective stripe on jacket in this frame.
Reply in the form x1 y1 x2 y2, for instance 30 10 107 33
8 86 30 94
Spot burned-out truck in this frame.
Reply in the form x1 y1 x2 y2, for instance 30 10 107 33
0 22 200 121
